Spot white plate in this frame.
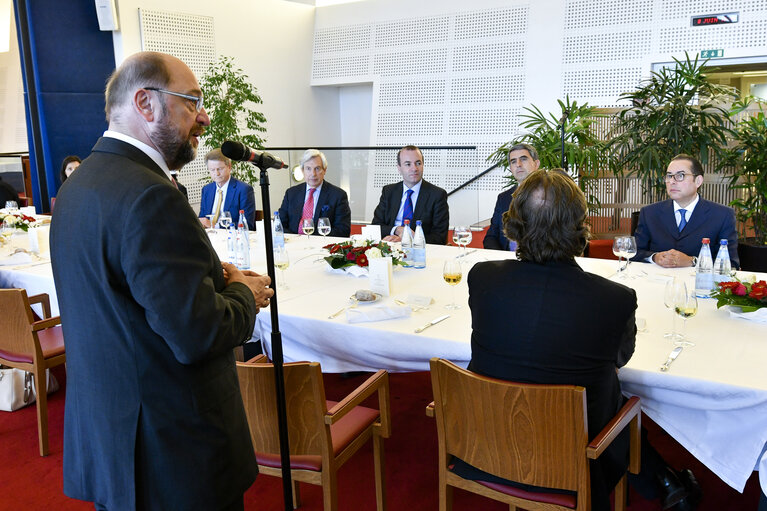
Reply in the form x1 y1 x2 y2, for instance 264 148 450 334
350 292 381 305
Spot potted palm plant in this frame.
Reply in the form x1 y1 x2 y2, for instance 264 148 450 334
723 97 767 271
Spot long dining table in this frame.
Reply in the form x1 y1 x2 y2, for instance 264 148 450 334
1 225 766 496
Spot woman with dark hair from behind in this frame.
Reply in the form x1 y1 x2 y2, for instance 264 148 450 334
59 155 81 184
455 169 700 511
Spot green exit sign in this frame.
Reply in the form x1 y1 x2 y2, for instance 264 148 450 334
700 49 724 58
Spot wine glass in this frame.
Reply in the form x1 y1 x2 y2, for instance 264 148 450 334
443 259 463 309
4 201 18 212
673 288 698 347
612 236 625 276
218 212 232 230
1 218 14 249
301 218 314 242
622 236 637 277
453 226 472 255
205 214 217 233
663 278 684 341
273 245 290 290
318 217 331 239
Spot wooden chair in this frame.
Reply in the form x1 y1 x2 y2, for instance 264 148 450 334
0 289 66 456
236 355 391 510
427 358 641 511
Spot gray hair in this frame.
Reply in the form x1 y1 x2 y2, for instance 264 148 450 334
300 149 327 169
105 52 171 122
507 143 540 163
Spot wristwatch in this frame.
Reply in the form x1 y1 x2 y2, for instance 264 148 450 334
691 256 698 267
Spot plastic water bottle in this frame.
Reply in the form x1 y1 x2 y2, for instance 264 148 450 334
273 211 285 248
236 213 250 270
694 238 714 297
401 219 413 267
412 220 426 269
226 227 236 264
713 239 732 284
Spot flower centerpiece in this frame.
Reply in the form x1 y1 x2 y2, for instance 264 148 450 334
711 279 767 312
0 210 38 232
323 239 405 270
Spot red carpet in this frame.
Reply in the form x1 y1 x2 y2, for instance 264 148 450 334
0 366 760 510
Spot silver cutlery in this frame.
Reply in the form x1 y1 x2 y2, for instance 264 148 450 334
660 346 683 372
328 297 358 319
456 249 477 259
414 314 450 333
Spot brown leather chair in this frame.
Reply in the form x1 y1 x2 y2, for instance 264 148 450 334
236 355 391 510
0 290 66 456
427 358 641 511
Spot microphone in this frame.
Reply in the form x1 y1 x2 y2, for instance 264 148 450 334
221 141 287 169
559 109 570 125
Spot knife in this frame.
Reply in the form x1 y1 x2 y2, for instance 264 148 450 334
456 249 477 258
660 346 683 372
415 314 450 333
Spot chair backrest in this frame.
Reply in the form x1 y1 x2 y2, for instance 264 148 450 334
0 289 36 358
429 358 590 493
236 359 332 458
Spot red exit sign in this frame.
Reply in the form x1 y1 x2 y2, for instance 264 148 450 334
692 12 739 26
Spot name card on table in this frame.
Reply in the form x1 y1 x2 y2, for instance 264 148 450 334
368 256 392 296
361 225 381 242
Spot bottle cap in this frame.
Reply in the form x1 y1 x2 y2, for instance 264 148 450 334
404 219 410 225
720 239 728 245
416 220 422 225
239 209 245 214
702 238 710 244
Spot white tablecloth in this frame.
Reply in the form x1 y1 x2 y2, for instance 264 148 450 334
3 228 766 494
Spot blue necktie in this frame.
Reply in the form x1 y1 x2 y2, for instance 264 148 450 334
678 208 687 232
402 189 414 226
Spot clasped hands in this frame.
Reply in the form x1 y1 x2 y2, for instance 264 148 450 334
651 249 694 268
222 262 274 310
382 225 414 243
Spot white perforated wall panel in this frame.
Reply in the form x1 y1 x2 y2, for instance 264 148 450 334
139 9 216 206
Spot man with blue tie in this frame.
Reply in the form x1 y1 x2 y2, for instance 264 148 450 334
483 143 540 251
198 148 256 229
632 154 739 268
372 145 449 245
277 149 351 237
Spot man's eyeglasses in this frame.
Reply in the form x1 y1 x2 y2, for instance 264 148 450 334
664 172 694 182
144 87 204 112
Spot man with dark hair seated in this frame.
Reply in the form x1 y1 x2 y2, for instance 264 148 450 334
632 154 739 268
458 169 701 511
0 176 20 207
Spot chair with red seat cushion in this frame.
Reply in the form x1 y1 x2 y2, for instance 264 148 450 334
0 289 66 456
426 358 641 511
236 355 391 510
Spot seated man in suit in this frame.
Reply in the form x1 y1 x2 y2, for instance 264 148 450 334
278 149 351 237
461 169 701 511
198 148 256 229
632 154 738 268
483 143 540 251
372 145 449 245
0 175 20 207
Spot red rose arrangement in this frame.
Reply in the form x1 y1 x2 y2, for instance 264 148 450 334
323 240 405 270
712 279 767 312
0 210 38 232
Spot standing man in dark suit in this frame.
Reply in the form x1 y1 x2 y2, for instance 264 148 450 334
372 145 449 245
199 148 256 229
632 154 739 268
461 169 701 511
50 51 273 511
483 143 540 251
278 148 351 237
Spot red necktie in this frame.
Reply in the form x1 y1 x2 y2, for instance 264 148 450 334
299 188 316 234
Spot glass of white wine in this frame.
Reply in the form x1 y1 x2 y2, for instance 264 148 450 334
663 278 684 341
301 218 314 243
673 287 697 347
318 217 331 240
273 245 290 290
1 219 14 249
443 259 462 309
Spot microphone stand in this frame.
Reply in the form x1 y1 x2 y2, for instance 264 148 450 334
255 165 293 511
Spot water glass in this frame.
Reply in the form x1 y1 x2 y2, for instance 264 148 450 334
318 217 331 238
218 212 232 229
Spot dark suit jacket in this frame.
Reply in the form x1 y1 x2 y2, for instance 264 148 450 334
198 177 256 229
371 179 449 245
456 258 636 509
50 137 259 511
483 186 516 250
0 178 20 206
278 180 351 237
632 198 739 268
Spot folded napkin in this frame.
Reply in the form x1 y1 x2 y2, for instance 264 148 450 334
346 305 411 323
0 251 34 266
326 265 368 278
728 307 767 324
